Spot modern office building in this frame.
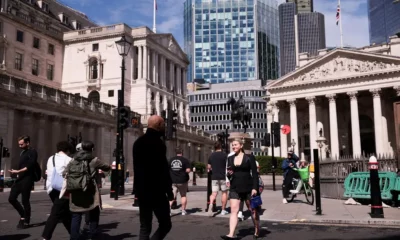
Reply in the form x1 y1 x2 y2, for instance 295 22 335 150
184 0 280 85
368 0 400 45
188 80 267 155
279 2 325 76
286 0 313 13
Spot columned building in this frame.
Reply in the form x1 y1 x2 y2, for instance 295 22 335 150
266 36 400 162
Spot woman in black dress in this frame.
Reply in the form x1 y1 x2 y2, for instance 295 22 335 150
221 139 260 239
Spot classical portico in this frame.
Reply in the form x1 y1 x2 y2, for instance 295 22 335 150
267 47 400 161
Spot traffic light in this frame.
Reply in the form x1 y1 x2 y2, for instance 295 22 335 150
166 109 178 140
261 133 271 147
272 122 281 147
2 147 10 158
118 106 131 130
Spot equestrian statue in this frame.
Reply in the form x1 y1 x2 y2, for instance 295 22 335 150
227 95 252 133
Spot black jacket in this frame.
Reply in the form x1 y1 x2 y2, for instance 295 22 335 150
133 128 172 200
17 148 38 182
227 153 258 194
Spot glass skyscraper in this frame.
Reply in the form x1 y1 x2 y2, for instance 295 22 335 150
368 0 400 45
184 0 280 85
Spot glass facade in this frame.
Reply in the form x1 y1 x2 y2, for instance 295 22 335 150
297 12 326 57
286 0 313 14
184 0 279 85
368 0 400 45
279 3 296 76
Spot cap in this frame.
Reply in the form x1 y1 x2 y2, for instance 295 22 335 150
76 143 82 151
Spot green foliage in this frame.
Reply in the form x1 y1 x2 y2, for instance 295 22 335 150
255 156 285 175
191 161 206 174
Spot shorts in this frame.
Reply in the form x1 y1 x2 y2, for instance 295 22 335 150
172 183 188 198
211 180 228 192
229 191 251 201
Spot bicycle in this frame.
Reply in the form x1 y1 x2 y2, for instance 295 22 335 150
285 166 314 205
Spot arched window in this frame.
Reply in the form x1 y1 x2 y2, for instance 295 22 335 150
88 91 100 103
89 58 98 79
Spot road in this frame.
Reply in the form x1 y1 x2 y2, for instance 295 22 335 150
0 192 399 240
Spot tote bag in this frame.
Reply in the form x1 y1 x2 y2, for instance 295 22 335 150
51 155 64 191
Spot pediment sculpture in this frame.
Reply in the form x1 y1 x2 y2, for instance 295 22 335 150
285 56 400 85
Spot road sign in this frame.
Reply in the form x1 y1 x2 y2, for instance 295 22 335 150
281 125 291 135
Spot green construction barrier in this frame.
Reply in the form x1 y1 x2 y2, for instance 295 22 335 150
393 177 400 200
343 172 397 200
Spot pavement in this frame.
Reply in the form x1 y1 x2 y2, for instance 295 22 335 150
1 191 400 239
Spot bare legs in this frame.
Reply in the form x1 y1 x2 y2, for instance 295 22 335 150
227 199 240 237
245 200 260 236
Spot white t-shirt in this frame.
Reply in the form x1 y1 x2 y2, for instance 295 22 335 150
46 153 72 194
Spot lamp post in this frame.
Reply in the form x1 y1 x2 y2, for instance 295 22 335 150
114 35 132 200
315 136 326 215
291 139 296 153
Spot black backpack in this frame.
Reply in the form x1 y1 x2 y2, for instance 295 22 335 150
33 161 42 182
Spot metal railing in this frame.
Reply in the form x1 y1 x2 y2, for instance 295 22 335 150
319 154 398 199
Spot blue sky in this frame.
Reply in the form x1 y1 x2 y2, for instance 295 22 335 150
61 0 369 49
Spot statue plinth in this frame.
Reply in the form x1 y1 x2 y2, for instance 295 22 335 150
228 132 253 154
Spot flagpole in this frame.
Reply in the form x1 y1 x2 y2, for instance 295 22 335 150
153 0 157 33
339 0 343 48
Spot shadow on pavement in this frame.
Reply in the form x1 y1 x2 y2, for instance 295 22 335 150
318 235 400 240
0 234 30 240
187 207 202 214
28 221 46 228
237 227 271 239
99 222 121 234
100 233 137 239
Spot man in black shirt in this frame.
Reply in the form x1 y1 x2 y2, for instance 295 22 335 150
168 147 191 216
133 115 173 240
207 141 228 216
8 135 38 229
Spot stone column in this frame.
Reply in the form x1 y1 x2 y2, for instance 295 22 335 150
153 52 158 84
326 94 339 159
147 48 151 80
347 91 361 158
160 56 165 87
51 116 61 146
155 91 160 115
182 69 187 96
279 103 288 158
287 99 299 155
266 103 273 156
36 114 47 169
163 95 168 111
143 45 148 80
370 88 384 155
64 118 73 137
306 96 317 163
170 62 174 91
186 105 190 125
179 102 184 123
137 45 143 79
272 102 281 156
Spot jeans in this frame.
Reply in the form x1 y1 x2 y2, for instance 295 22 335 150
8 177 33 221
282 169 300 198
139 195 172 240
42 190 71 239
70 206 100 240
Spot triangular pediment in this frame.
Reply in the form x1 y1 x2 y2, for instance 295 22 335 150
269 49 400 89
150 34 188 62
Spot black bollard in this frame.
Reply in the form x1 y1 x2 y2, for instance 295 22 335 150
369 156 384 218
0 170 4 192
205 169 216 212
313 149 322 215
192 167 197 186
110 165 117 199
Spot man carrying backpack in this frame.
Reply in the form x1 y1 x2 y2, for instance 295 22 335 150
8 135 39 229
64 140 110 240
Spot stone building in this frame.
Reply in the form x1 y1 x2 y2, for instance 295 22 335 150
266 36 400 162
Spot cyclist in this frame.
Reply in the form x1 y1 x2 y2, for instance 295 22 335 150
282 151 299 204
289 159 309 195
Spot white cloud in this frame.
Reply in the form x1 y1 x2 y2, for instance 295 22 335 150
158 16 182 33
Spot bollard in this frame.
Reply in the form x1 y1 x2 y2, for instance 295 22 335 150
205 169 216 212
0 170 4 192
369 156 384 218
192 167 197 186
110 161 117 199
132 195 139 207
313 149 322 215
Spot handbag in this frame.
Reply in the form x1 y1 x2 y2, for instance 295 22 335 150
51 155 64 191
250 195 263 209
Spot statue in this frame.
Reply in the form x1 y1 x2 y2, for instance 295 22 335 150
227 95 252 133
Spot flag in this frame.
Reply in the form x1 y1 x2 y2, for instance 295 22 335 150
336 4 340 25
155 0 158 11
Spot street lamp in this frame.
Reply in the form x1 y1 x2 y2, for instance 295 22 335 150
291 139 296 153
113 35 132 200
188 142 191 160
315 136 326 215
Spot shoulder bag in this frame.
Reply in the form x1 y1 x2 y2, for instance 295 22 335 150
51 155 64 191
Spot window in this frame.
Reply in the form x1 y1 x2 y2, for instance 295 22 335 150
62 15 69 24
33 37 40 49
48 44 54 55
42 2 49 12
108 90 114 97
89 58 98 79
92 43 99 52
88 91 100 103
76 22 82 30
16 30 24 42
32 58 39 76
15 53 23 70
47 64 54 80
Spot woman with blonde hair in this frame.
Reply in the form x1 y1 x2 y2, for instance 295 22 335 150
221 139 260 239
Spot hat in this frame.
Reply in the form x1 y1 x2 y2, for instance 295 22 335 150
288 150 294 154
76 143 82 151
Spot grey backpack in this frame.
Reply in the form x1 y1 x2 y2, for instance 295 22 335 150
66 157 97 192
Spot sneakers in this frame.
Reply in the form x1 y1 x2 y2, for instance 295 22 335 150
221 210 229 216
207 205 214 217
282 198 288 204
17 218 29 229
181 210 187 216
290 190 299 194
238 211 244 221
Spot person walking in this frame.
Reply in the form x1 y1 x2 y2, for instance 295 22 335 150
169 147 191 216
8 135 38 229
133 115 173 240
66 141 110 240
41 141 74 240
221 139 260 240
207 141 229 216
125 169 130 184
